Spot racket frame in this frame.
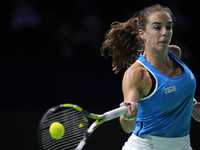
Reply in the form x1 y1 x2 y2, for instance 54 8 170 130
38 104 127 150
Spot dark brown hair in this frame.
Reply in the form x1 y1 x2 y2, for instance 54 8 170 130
101 4 175 73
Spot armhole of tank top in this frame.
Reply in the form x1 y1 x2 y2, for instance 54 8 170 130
136 60 158 101
146 70 156 96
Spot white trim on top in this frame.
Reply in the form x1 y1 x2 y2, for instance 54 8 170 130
137 60 158 101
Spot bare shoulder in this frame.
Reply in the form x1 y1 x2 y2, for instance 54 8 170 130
122 61 146 87
122 61 152 99
168 45 182 59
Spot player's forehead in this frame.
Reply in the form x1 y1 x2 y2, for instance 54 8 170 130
147 11 172 25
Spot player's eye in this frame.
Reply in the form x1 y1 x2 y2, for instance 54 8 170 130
154 26 161 30
166 26 172 30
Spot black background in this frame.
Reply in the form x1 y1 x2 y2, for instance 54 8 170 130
1 0 200 149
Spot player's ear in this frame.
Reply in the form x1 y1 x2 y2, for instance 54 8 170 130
139 29 145 40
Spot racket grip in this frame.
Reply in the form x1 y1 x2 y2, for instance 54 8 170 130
75 140 86 150
103 106 128 121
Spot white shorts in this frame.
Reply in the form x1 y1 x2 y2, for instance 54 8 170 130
122 133 193 150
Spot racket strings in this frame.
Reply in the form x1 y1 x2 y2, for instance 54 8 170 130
41 107 88 150
42 108 77 128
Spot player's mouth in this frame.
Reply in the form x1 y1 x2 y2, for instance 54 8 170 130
159 40 168 44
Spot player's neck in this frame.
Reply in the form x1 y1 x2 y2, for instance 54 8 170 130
143 50 173 74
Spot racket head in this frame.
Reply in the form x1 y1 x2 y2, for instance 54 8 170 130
38 104 89 150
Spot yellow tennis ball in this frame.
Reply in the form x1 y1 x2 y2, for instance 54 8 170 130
49 122 65 139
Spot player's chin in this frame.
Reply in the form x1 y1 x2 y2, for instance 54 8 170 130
157 44 169 51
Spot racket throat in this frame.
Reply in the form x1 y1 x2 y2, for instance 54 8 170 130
88 120 100 133
75 139 86 150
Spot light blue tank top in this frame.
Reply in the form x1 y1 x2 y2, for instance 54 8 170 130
133 51 196 137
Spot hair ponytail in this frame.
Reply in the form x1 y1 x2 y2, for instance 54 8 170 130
101 17 144 74
101 4 175 74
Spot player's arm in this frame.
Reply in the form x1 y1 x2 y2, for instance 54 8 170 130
119 66 142 133
168 45 181 59
192 98 200 122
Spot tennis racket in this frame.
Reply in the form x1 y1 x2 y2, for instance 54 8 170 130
38 104 128 150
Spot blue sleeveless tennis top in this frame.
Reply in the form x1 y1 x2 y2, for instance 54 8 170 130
133 51 196 137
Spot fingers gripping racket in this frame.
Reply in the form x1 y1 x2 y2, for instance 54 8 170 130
38 104 127 150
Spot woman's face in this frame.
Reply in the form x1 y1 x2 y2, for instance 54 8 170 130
141 11 173 52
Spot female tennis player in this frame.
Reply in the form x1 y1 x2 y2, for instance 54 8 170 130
101 4 200 150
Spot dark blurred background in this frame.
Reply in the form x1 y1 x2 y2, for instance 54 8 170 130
0 0 200 149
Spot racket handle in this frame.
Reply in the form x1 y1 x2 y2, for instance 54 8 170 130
103 106 128 121
75 140 86 150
